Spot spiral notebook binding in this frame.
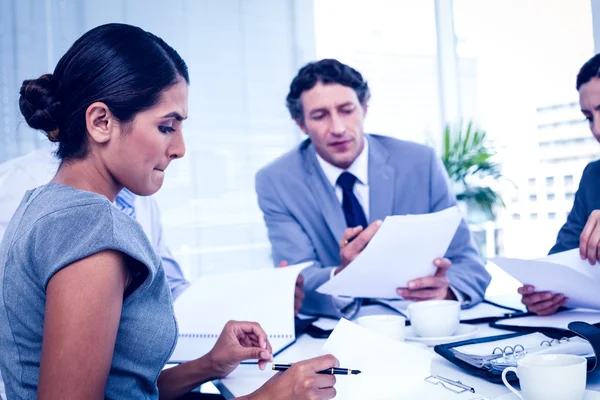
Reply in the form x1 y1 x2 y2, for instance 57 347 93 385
179 333 294 339
491 337 569 359
489 337 570 370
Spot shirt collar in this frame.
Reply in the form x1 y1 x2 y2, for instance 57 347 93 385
315 135 369 188
116 188 136 205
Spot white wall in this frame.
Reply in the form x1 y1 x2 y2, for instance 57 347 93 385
0 0 317 280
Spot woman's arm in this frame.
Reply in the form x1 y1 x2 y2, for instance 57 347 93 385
38 250 129 400
157 320 273 400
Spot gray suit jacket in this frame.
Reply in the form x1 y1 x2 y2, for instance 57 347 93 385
256 134 491 317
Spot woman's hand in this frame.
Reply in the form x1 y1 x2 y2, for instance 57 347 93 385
245 354 339 400
207 320 273 378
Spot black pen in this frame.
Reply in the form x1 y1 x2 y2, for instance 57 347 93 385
271 364 361 375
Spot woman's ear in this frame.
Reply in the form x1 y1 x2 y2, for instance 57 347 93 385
85 102 115 144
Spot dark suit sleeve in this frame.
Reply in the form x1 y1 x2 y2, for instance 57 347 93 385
255 170 356 318
428 149 491 307
549 163 593 255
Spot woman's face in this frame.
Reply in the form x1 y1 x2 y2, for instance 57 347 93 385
105 79 188 196
580 77 600 142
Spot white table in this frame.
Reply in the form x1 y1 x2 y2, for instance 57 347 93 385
214 303 600 399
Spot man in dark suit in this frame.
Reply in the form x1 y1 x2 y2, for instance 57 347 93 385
520 53 600 315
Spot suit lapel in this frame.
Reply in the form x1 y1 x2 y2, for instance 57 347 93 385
368 136 395 222
302 141 347 242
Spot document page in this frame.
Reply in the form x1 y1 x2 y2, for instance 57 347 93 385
321 318 432 399
317 206 463 298
491 249 600 310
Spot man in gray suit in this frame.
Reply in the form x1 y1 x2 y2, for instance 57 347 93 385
256 59 491 317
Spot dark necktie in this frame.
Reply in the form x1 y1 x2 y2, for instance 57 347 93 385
336 171 368 229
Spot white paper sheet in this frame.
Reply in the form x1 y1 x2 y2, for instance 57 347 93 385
320 318 432 399
317 206 463 298
491 249 600 310
169 262 311 362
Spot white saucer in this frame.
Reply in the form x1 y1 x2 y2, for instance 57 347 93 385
404 323 478 346
493 389 600 400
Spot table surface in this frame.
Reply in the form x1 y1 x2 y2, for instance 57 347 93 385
214 300 600 400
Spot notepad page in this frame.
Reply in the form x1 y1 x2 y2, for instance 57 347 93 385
169 262 310 363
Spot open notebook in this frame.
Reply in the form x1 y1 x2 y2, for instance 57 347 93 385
450 332 594 373
169 262 310 363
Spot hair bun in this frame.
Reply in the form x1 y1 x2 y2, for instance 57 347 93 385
19 74 62 141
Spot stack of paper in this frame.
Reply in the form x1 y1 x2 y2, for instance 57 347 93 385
317 206 463 299
169 262 310 363
492 249 600 310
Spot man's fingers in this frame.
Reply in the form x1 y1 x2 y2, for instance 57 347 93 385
580 215 599 261
339 226 364 248
401 288 443 301
526 293 563 311
433 258 452 270
406 276 448 291
345 220 381 253
588 229 600 265
277 260 289 268
529 295 567 315
521 291 554 306
518 285 535 295
296 274 304 287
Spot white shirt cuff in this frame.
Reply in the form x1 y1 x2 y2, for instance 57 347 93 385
450 285 469 306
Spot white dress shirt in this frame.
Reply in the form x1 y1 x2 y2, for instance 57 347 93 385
316 136 370 221
314 136 465 303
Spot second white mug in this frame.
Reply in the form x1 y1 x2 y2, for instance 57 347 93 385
501 354 587 400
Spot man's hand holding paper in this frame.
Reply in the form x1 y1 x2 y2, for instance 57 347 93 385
317 206 463 299
397 257 456 301
335 220 382 275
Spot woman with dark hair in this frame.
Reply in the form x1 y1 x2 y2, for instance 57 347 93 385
519 53 600 316
0 23 337 400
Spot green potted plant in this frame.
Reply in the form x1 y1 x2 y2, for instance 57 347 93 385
441 121 504 223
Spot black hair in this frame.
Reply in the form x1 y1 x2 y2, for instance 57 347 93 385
285 58 370 123
19 23 189 159
577 53 600 90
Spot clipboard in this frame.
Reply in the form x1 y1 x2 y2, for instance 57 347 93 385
434 321 600 383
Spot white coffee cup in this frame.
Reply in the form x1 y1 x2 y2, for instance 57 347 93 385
356 315 406 341
501 354 587 400
407 299 460 338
